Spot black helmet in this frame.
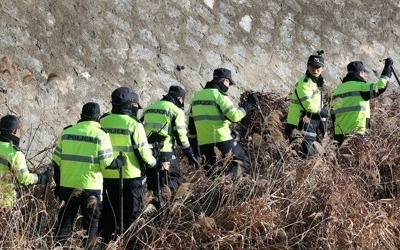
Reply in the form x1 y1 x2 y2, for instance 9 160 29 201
111 87 142 108
0 115 20 133
307 50 325 67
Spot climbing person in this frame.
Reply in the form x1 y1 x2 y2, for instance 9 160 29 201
284 50 328 157
52 102 124 248
188 68 258 178
0 114 51 208
330 58 393 145
98 87 170 244
142 85 199 196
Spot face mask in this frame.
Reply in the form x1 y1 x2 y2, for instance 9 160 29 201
217 81 229 93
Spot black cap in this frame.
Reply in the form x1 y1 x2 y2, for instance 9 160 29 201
111 87 142 108
347 61 369 73
213 68 236 85
168 85 186 99
0 115 20 133
81 102 101 120
307 55 325 67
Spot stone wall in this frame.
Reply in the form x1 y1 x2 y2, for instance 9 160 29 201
1 0 400 165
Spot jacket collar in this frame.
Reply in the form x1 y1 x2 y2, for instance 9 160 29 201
161 94 183 109
342 72 366 83
305 70 321 83
204 80 228 93
0 132 20 147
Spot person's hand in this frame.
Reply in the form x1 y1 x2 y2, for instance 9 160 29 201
115 154 125 168
319 108 329 118
248 93 259 106
106 152 125 169
241 93 259 114
182 147 200 168
382 58 394 78
46 166 54 183
36 172 48 185
385 58 394 68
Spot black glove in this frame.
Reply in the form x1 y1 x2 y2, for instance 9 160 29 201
36 173 48 185
150 141 164 158
240 93 259 114
248 93 259 106
46 166 54 183
116 154 125 168
240 101 253 114
182 147 200 169
106 153 125 169
153 161 166 172
385 57 394 68
319 108 329 118
381 57 394 78
151 147 160 158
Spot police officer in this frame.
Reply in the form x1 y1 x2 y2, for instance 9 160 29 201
142 85 199 194
52 102 123 248
0 115 50 207
188 68 257 177
330 58 393 145
99 87 170 243
285 50 328 157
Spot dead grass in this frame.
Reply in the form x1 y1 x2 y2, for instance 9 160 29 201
2 89 400 249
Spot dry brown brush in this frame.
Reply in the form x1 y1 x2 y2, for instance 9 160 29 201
3 90 400 249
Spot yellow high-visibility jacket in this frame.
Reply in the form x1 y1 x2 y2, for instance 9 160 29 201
0 137 38 206
52 121 114 189
143 99 190 152
188 88 246 145
100 113 157 179
287 74 323 127
330 77 387 136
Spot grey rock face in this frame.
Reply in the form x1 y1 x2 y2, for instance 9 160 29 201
0 0 399 165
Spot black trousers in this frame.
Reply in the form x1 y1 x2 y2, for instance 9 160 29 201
98 177 144 243
285 117 323 157
199 139 250 177
146 152 181 192
55 187 101 246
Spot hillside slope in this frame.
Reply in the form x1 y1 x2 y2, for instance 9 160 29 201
1 0 400 164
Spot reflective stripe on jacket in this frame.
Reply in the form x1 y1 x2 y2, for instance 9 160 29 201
143 100 190 152
189 88 246 145
330 78 387 135
100 113 157 179
52 121 114 189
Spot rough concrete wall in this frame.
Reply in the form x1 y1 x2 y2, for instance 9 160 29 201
1 0 400 164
